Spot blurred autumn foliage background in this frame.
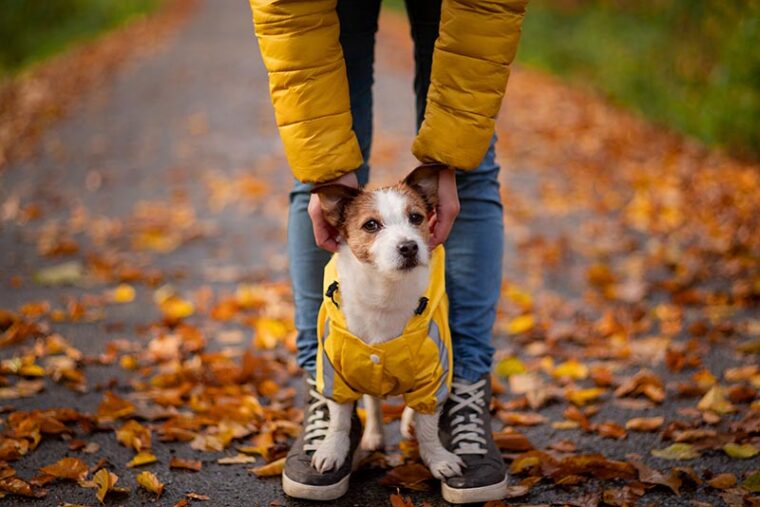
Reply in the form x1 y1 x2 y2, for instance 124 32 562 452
0 0 160 75
518 0 760 160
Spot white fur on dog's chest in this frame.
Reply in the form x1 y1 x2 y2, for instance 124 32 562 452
336 248 429 344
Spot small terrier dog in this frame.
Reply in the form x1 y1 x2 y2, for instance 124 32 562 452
310 164 464 480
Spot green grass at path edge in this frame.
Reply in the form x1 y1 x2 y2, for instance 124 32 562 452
385 0 760 161
1 0 162 77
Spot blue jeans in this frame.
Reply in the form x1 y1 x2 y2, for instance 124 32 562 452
287 0 503 383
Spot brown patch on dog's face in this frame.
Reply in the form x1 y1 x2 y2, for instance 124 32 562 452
340 191 380 264
340 184 432 266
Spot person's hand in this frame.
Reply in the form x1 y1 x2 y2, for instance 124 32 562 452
308 171 359 252
428 167 460 248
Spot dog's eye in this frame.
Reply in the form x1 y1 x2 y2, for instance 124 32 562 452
409 213 424 226
362 219 381 233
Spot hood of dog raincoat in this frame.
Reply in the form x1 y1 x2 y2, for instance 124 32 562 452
316 246 452 415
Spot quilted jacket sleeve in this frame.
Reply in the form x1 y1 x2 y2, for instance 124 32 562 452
412 0 528 170
250 0 364 183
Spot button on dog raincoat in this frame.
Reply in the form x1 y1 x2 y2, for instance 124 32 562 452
316 247 452 415
249 0 528 183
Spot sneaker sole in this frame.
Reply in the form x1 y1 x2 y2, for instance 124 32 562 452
282 471 350 501
281 446 362 501
441 474 509 504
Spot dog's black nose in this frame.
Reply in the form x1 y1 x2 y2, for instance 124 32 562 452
398 240 418 259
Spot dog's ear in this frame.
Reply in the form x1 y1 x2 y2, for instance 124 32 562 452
403 164 446 212
311 184 361 229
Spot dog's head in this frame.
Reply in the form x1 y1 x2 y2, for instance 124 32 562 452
313 164 443 275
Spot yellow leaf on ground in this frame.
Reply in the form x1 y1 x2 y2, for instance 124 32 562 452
697 385 736 414
566 387 606 406
127 451 158 468
723 443 758 459
92 469 118 504
112 284 135 303
249 457 285 477
495 357 526 377
553 359 589 380
505 314 535 335
136 471 164 498
116 420 151 451
651 443 700 460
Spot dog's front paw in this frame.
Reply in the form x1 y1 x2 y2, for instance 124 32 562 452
425 449 464 479
311 433 350 473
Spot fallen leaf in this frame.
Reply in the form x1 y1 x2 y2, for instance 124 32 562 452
743 471 760 493
39 457 88 482
505 314 535 335
92 469 119 503
390 493 414 507
111 284 135 303
723 442 759 459
492 431 534 451
170 457 202 472
631 461 681 495
495 356 526 377
217 454 256 465
127 451 158 467
625 416 664 432
379 463 434 491
136 471 163 498
697 386 736 414
707 473 737 489
34 262 83 286
96 391 135 421
553 359 589 380
0 476 46 497
566 387 606 406
249 457 285 478
498 411 546 426
651 443 700 460
116 420 151 451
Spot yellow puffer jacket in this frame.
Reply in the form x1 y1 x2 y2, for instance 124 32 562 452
316 247 452 415
250 0 528 183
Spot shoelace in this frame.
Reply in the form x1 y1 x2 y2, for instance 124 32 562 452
447 378 488 455
302 378 330 452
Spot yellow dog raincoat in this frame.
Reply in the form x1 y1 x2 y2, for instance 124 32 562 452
316 247 452 415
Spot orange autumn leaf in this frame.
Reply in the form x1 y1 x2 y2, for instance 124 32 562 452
116 420 151 451
96 391 135 422
170 457 202 472
92 469 119 504
39 457 88 482
625 416 664 432
248 457 285 477
390 493 415 507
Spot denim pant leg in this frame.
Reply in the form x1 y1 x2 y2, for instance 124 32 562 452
445 139 503 381
406 0 502 381
288 1 380 375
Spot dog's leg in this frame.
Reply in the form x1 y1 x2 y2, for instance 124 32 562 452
311 400 353 472
359 395 385 451
415 408 464 479
400 405 415 439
